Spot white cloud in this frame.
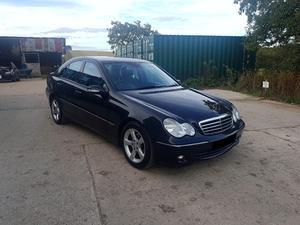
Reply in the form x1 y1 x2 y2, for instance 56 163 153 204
0 0 247 50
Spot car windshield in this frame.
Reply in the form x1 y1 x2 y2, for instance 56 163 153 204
102 62 179 91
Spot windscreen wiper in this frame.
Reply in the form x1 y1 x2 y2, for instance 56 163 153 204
137 85 166 90
137 84 179 90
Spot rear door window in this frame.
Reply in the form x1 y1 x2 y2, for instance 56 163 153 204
69 61 82 72
61 61 83 82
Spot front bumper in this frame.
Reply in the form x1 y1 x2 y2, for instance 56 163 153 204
154 120 245 164
0 73 14 81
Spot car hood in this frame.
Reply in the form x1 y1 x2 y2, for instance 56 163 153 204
121 87 232 122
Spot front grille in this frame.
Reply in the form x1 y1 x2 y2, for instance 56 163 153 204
199 114 233 135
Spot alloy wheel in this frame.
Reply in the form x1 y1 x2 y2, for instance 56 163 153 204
51 99 60 121
123 128 145 163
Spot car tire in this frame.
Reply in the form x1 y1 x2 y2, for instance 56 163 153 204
121 122 154 169
50 97 66 125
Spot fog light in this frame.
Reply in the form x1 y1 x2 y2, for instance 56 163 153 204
177 155 187 164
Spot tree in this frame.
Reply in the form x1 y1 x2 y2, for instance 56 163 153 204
234 0 300 47
107 20 158 50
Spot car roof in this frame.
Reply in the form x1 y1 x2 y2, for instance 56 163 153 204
70 56 148 63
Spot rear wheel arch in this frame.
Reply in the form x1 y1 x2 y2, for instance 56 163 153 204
49 95 67 124
49 93 59 106
49 93 55 104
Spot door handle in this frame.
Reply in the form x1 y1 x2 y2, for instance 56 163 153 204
74 89 82 94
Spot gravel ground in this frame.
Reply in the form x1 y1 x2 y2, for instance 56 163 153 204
0 79 299 225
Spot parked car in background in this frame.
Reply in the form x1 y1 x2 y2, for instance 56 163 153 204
46 57 245 169
0 62 20 82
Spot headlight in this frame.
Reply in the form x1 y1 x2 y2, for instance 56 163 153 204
163 118 195 138
232 105 240 122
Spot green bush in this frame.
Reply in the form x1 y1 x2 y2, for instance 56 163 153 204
183 45 300 104
183 60 242 89
183 76 222 89
256 44 300 73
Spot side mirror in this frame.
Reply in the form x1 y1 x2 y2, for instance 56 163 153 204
87 83 109 98
50 68 60 77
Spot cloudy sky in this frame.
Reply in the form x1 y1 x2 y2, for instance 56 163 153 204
0 0 247 50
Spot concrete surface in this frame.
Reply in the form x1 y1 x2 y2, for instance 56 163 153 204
0 79 299 225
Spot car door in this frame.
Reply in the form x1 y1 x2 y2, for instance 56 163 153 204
56 60 84 119
74 60 116 137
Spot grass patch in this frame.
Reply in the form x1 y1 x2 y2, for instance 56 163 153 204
234 71 300 104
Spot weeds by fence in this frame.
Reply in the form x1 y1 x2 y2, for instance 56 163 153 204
183 44 300 104
184 71 300 104
234 71 300 104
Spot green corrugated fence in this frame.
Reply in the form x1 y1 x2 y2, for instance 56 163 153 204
115 35 255 80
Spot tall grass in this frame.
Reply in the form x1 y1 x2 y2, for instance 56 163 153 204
183 44 300 104
235 71 300 104
183 70 300 104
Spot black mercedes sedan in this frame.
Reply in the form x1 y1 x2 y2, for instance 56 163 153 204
46 57 245 169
